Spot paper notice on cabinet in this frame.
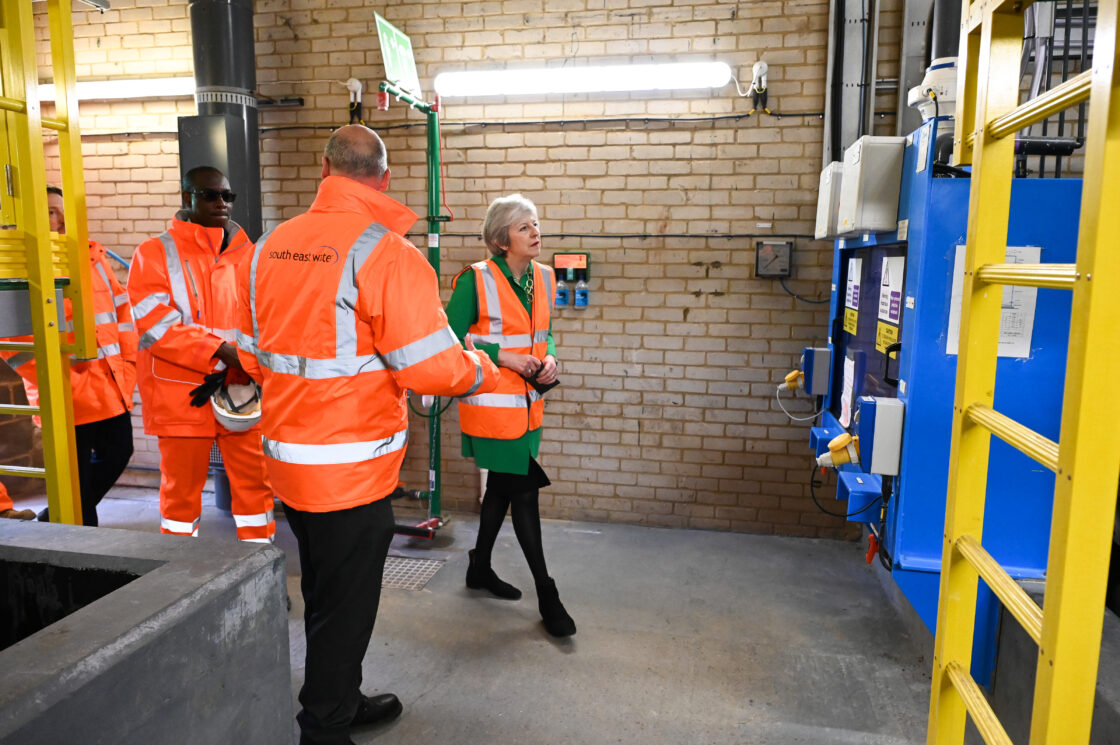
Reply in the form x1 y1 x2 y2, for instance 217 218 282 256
947 244 1041 358
878 256 905 323
839 354 856 428
845 258 862 310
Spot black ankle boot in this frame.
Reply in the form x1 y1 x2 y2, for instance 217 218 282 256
536 577 576 637
466 549 522 600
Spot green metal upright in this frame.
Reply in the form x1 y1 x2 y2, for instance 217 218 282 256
379 81 448 534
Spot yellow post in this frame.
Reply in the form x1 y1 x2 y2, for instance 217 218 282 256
927 6 1022 745
48 0 95 362
0 0 80 523
1029 1 1120 741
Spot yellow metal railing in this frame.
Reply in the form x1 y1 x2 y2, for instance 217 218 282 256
929 1 1120 744
0 0 94 524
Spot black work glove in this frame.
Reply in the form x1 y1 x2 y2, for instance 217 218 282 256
189 370 227 407
524 367 560 395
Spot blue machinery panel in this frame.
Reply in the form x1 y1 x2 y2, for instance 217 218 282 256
810 120 1081 685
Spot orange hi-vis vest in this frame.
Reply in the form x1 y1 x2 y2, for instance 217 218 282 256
127 214 252 437
235 176 501 513
3 240 138 425
456 258 555 441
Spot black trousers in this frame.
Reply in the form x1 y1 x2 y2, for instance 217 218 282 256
284 497 395 745
58 411 133 527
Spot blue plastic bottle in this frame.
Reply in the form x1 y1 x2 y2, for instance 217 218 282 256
573 270 589 309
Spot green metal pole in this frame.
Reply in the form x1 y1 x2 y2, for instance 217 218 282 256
378 82 444 525
425 105 442 522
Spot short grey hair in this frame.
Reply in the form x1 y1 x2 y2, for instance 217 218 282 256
323 127 387 179
481 194 538 257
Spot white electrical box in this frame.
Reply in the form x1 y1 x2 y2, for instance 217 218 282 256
856 396 905 476
801 346 831 396
814 161 844 239
836 135 906 235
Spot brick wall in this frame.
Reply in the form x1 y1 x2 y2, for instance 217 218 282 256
23 0 921 538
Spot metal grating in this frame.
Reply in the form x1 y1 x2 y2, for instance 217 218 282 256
382 556 444 591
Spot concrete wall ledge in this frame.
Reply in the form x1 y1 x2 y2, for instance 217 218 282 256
0 522 292 745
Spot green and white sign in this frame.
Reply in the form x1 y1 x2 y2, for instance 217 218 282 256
374 12 422 97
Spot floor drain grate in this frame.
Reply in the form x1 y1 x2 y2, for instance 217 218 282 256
382 556 444 591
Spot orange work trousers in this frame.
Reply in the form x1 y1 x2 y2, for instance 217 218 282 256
0 481 12 512
157 426 275 543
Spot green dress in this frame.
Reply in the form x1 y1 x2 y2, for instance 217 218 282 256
445 255 557 476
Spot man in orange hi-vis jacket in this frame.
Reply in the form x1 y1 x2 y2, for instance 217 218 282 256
2 186 138 526
236 125 500 745
126 167 275 543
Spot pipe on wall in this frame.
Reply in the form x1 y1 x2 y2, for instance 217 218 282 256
184 0 262 241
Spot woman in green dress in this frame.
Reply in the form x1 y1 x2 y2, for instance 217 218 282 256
446 194 575 638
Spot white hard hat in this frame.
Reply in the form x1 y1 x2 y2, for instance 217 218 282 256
211 381 262 432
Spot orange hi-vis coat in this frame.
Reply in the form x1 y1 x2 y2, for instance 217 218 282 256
127 212 251 437
455 259 555 440
235 175 501 513
2 240 138 425
128 214 275 542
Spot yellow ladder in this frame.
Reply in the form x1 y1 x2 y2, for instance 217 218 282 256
928 1 1120 743
0 0 96 524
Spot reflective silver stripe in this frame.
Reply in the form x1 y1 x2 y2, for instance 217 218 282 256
139 309 181 350
97 343 121 359
161 516 199 535
538 263 555 310
533 329 549 344
262 428 408 466
208 326 236 343
381 326 459 370
114 292 130 307
93 261 113 290
7 352 34 370
118 322 135 333
235 328 257 356
255 348 387 378
466 332 532 348
336 223 389 358
475 261 503 336
94 311 116 325
248 230 274 356
460 391 542 408
61 320 74 332
233 510 274 528
462 358 485 397
241 537 274 544
158 232 196 326
132 292 171 321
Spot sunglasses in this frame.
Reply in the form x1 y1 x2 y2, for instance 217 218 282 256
190 188 237 203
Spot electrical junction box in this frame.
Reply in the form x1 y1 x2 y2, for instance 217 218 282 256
836 135 906 235
814 161 844 239
855 396 904 476
801 346 831 396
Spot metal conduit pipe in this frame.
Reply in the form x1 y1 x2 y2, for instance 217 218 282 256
930 0 962 62
184 0 262 241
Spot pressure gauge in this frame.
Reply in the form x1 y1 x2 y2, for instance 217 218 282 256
755 240 792 278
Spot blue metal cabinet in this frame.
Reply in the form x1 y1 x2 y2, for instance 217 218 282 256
811 119 1081 684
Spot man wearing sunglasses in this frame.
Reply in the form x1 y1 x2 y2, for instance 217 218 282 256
126 166 275 545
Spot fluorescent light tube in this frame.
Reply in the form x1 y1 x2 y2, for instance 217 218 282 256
38 76 196 102
434 61 732 98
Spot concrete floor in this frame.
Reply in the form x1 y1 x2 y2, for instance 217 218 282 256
8 485 933 744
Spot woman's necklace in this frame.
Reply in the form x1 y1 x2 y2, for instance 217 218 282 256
512 263 533 299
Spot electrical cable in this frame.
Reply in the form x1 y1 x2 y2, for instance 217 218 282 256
407 392 455 418
779 276 830 304
809 466 882 519
415 231 816 241
775 387 822 422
